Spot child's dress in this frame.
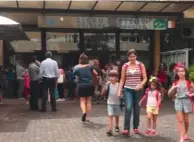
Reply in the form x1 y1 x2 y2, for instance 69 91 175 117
174 81 193 113
24 71 30 100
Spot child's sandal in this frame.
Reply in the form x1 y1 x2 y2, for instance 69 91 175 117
115 127 120 132
107 130 113 136
184 135 189 140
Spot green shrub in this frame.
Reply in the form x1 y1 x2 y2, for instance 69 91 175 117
189 65 194 82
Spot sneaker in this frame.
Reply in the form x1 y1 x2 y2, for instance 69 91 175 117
56 99 61 102
134 129 140 134
122 130 130 136
144 129 151 136
115 127 120 132
107 130 113 136
19 97 25 100
61 98 65 101
151 130 157 136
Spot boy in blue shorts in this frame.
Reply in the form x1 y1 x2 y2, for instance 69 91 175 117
102 70 121 136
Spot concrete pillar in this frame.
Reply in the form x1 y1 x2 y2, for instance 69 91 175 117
0 40 3 66
154 30 161 72
115 31 120 59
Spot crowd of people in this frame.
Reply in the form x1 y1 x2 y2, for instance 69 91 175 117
73 49 194 142
0 49 194 142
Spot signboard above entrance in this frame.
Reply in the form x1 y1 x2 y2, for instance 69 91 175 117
117 18 168 30
77 17 109 29
38 16 175 30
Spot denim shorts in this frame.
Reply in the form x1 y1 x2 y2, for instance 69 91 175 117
174 98 192 113
107 104 121 116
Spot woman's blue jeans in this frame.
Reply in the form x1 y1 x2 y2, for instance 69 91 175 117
123 88 142 130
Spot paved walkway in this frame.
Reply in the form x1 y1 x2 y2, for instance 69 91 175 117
0 99 194 142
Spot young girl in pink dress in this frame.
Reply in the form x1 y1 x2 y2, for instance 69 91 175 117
23 69 30 104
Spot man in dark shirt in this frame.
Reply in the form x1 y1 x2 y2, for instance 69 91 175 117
28 56 40 111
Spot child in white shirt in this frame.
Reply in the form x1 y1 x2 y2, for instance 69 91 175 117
139 76 161 136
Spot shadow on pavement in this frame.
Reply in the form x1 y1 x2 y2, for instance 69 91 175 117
112 133 175 142
82 121 106 130
0 99 178 134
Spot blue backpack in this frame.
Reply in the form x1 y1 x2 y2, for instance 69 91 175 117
66 71 75 82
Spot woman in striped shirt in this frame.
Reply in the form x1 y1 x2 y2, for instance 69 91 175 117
117 49 147 136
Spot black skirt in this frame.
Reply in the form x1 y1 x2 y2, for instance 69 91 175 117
78 85 95 97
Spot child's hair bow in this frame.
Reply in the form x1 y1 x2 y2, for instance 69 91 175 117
174 62 184 70
149 76 157 83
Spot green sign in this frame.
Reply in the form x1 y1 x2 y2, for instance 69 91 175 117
153 19 166 29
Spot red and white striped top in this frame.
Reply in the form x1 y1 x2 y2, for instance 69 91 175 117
123 61 142 89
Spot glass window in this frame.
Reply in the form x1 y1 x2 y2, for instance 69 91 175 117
120 32 150 51
84 33 116 51
11 32 41 53
46 32 79 52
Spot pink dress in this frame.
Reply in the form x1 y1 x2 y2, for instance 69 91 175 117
24 72 30 95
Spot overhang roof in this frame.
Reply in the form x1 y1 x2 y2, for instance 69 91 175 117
0 0 193 16
0 16 28 40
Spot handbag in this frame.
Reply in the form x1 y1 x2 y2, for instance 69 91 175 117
57 69 64 84
55 88 59 99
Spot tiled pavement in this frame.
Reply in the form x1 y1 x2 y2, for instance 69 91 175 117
0 99 194 142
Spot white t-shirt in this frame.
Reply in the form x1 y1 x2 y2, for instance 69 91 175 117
147 90 161 107
107 82 120 105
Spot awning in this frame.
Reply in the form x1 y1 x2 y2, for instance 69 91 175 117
0 16 28 40
0 1 193 16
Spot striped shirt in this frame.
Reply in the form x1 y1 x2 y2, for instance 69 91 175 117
123 61 142 89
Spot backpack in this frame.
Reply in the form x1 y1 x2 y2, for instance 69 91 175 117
144 88 161 108
66 71 75 82
124 61 143 79
174 80 194 112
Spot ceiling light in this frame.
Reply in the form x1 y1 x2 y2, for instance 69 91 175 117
60 17 64 21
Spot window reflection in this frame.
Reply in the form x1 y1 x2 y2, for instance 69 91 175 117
11 32 41 52
84 33 115 51
46 32 79 52
120 33 150 43
120 32 150 51
47 33 79 43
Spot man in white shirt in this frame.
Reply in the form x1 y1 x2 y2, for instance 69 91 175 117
39 51 59 112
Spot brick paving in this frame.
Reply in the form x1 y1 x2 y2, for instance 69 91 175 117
0 99 194 142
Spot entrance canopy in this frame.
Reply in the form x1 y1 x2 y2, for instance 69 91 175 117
0 1 193 17
0 16 28 40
